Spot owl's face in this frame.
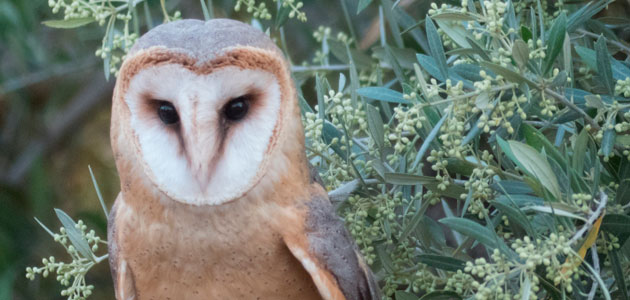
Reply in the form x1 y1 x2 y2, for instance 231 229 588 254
112 19 301 206
123 63 283 205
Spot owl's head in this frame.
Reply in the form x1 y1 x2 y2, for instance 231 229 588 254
111 19 302 206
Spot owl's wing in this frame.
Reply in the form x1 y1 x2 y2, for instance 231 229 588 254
283 189 380 300
108 194 137 300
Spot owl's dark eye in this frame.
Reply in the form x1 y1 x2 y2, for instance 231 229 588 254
223 96 250 121
157 101 179 125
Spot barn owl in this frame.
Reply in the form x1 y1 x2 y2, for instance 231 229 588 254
108 19 379 300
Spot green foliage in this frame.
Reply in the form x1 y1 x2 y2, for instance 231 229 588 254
27 213 107 300
30 0 630 299
44 0 181 80
234 0 306 22
26 174 109 300
302 0 630 299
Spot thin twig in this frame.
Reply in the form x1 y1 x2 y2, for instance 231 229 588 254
544 87 601 131
576 29 630 56
292 62 393 73
524 120 561 128
291 65 351 72
587 245 600 300
569 192 608 245
424 83 517 107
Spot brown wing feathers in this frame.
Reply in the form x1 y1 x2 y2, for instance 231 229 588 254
304 163 380 299
303 192 380 300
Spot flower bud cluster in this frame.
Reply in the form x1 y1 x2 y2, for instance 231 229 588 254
596 233 620 257
304 112 324 143
234 0 307 24
437 80 470 162
313 26 331 43
235 0 272 20
26 219 106 300
312 27 353 64
444 270 476 295
491 47 512 67
304 88 369 189
95 22 139 76
344 193 404 265
475 70 494 92
313 50 328 65
528 39 547 59
427 149 451 191
324 90 368 136
477 93 527 134
389 104 426 153
464 253 512 300
516 234 579 293
614 112 630 134
281 0 306 21
456 232 581 299
48 0 167 77
344 196 380 265
461 151 496 218
382 239 443 297
427 2 450 15
48 0 92 20
571 193 592 214
483 0 507 34
423 190 441 205
615 77 630 97
336 32 352 45
539 91 558 117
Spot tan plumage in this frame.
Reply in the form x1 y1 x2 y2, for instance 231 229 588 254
108 19 379 299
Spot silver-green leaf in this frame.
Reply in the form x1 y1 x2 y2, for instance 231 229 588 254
54 209 95 261
42 17 96 29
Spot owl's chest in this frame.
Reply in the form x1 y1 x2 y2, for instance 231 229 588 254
114 196 320 299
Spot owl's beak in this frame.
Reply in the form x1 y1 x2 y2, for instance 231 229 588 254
178 94 224 194
179 116 225 194
187 137 220 193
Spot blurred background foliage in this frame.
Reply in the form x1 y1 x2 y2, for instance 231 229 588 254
0 0 382 298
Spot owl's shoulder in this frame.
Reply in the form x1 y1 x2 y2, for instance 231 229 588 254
282 185 380 300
